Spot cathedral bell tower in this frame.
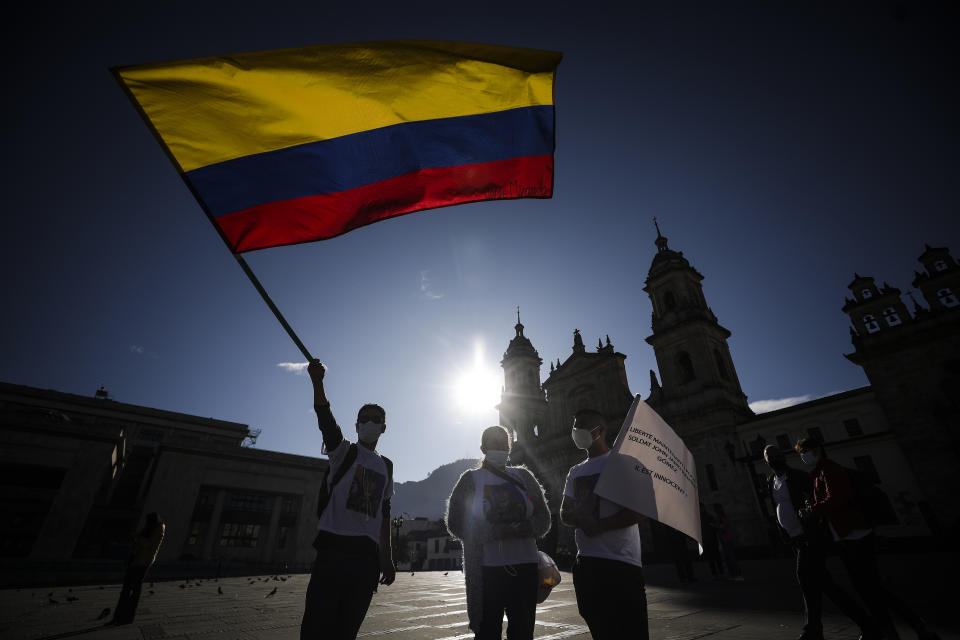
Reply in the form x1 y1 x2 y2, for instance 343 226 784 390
642 221 752 432
498 310 547 449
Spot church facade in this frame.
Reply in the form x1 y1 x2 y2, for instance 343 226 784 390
499 231 959 555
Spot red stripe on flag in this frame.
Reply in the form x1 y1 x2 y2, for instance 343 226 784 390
214 155 554 253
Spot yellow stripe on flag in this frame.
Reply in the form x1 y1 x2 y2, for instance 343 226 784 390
116 40 561 172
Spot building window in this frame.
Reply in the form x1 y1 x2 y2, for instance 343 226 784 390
863 314 880 333
187 522 203 546
705 464 718 491
806 427 824 442
853 455 881 484
664 291 677 310
843 418 863 437
277 526 289 550
882 307 902 327
228 494 269 512
714 350 730 381
861 288 873 299
676 351 696 384
776 434 791 451
281 496 298 514
934 260 948 272
219 523 261 548
937 288 958 308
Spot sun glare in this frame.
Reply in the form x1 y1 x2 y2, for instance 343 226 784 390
453 342 502 415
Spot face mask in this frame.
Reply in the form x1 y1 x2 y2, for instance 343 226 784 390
572 428 596 450
800 452 818 467
485 449 509 467
357 421 383 444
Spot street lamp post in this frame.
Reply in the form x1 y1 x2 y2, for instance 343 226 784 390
392 514 404 567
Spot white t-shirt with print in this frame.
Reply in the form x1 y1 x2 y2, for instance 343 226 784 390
470 467 539 567
317 440 393 546
563 451 643 567
771 474 805 538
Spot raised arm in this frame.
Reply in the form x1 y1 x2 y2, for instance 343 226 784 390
309 360 343 452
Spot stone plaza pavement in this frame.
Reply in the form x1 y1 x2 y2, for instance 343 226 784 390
1 554 957 640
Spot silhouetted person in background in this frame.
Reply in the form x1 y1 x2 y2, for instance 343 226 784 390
560 409 648 640
763 445 878 640
699 503 723 579
446 425 551 640
797 437 941 640
713 504 742 580
301 360 395 640
109 512 164 625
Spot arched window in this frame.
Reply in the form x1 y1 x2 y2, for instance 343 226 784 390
676 351 695 384
664 291 677 311
934 260 948 272
861 288 873 299
938 287 959 308
714 350 730 381
863 314 880 333
882 307 902 327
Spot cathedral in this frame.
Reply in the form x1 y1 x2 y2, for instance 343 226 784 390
498 229 960 557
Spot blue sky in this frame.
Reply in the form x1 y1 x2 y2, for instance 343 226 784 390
2 1 956 482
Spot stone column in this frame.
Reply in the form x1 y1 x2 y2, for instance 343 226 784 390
260 495 283 564
201 489 227 560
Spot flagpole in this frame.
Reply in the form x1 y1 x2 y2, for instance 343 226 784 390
110 68 314 363
232 253 314 362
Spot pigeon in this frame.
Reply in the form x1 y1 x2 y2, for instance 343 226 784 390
148 590 155 595
49 598 59 604
443 572 448 576
66 596 79 602
217 586 223 595
47 592 53 597
68 588 73 592
280 577 287 582
98 586 104 590
96 608 111 620
410 572 414 576
265 587 277 598
179 584 186 589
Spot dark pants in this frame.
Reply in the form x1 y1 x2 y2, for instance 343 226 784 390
300 546 380 640
113 564 148 624
791 535 872 635
702 543 723 576
573 556 649 640
838 534 928 639
476 563 538 640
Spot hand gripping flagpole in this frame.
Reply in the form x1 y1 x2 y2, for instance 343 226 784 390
111 68 314 363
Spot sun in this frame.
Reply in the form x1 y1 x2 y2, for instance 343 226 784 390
453 342 502 415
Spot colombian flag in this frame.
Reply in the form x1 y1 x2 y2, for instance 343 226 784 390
114 41 561 253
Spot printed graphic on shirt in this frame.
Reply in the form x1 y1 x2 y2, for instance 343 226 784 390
483 482 527 524
345 465 386 518
573 473 601 519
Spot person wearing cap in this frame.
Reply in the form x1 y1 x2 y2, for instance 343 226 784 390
445 425 551 640
109 512 165 625
796 436 940 640
763 444 877 640
300 360 396 640
560 409 648 640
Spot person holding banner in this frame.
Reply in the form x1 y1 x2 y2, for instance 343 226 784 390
560 409 648 640
301 360 396 640
445 426 551 640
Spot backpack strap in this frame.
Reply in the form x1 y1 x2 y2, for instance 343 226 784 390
330 443 360 489
481 462 527 491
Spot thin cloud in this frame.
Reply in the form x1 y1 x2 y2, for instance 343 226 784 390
420 270 444 300
130 345 145 355
750 394 813 414
277 362 308 375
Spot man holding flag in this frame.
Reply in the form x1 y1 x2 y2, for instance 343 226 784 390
560 409 648 639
